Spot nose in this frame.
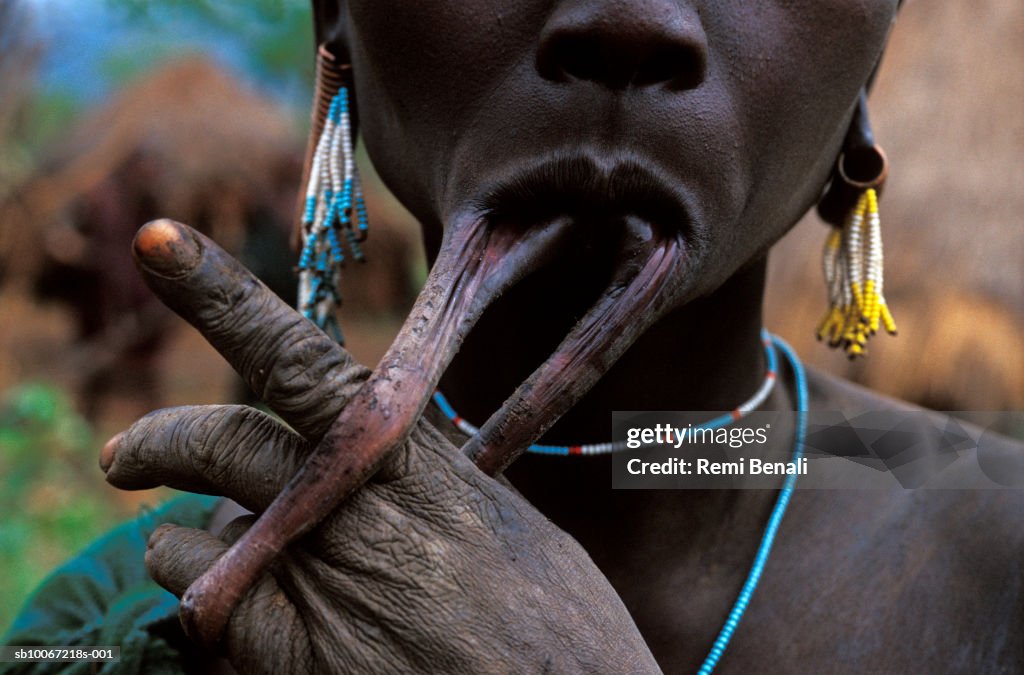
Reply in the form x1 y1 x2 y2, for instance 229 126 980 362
537 0 708 90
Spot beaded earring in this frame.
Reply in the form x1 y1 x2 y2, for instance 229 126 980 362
296 45 368 345
816 93 897 358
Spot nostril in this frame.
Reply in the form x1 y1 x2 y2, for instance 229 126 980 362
537 33 587 84
539 31 706 91
537 10 707 92
545 34 636 88
558 36 603 83
635 44 705 90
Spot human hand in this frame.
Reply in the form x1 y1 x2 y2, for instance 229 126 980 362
102 220 659 673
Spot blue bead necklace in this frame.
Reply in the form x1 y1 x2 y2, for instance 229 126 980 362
698 333 807 673
434 332 808 673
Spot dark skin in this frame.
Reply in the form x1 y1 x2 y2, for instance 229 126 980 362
101 0 1024 671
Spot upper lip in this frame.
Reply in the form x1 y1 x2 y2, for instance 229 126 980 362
476 150 692 236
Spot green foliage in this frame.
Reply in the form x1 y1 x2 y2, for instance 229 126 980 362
14 90 81 156
0 90 83 200
99 43 180 86
0 384 162 635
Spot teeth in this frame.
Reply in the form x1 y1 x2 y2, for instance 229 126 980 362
465 234 683 476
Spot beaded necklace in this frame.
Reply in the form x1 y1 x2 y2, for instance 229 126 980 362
698 334 807 673
434 332 808 674
433 330 779 456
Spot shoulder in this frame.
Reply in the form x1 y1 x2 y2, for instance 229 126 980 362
800 365 1024 517
804 365 914 412
803 365 1023 487
783 367 1024 668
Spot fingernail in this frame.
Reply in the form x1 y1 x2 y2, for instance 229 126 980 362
133 219 201 278
100 432 123 473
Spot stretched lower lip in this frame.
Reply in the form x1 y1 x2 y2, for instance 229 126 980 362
179 212 579 646
180 161 692 646
465 219 685 474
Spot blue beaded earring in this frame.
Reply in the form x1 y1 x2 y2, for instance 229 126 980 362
296 45 369 344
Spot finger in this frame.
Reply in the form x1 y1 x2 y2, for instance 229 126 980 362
147 523 309 672
177 215 578 647
104 405 309 512
146 524 229 597
143 519 269 618
219 515 257 545
132 219 366 441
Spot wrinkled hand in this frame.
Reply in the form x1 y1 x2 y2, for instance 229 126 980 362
101 220 658 674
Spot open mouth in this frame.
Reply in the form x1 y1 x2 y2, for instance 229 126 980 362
478 150 694 241
179 151 693 646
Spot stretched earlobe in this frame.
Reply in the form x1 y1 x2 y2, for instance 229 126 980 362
815 91 897 358
311 44 358 142
312 0 350 58
817 91 885 226
298 0 357 253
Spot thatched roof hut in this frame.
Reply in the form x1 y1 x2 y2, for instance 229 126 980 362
1 56 303 283
0 57 307 417
2 54 420 311
0 55 422 418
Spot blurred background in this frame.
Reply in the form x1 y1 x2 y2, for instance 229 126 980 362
0 0 1020 635
0 0 424 634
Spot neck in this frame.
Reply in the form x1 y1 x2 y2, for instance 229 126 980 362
440 256 771 445
439 256 802 605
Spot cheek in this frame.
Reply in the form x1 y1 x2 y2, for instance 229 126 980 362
726 0 895 153
348 1 549 221
696 0 896 281
346 0 896 286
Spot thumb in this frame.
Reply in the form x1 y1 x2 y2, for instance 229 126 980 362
146 523 312 672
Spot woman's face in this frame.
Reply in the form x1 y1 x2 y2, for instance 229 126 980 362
343 0 896 297
304 1 899 466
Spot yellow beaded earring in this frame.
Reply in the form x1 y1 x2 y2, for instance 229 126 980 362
816 93 898 358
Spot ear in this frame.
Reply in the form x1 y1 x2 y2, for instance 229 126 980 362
312 0 351 61
293 1 356 251
310 0 358 135
816 90 886 227
818 0 897 225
